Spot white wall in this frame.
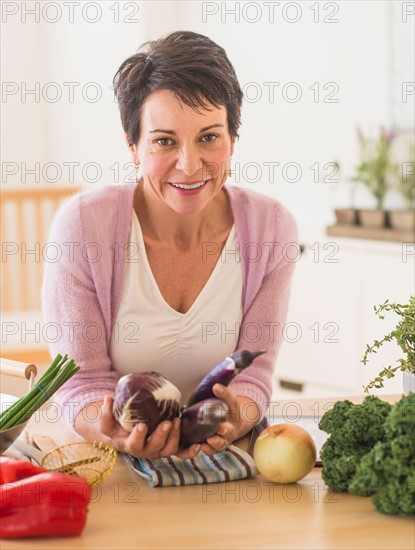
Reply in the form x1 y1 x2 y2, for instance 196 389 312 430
1 5 48 176
41 1 183 185
1 1 413 393
1 0 181 189
175 0 409 238
2 1 412 233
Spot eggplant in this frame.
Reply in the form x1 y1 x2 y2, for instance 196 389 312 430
179 399 229 448
113 372 181 436
186 350 266 407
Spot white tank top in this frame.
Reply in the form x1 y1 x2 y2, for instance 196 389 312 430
109 211 243 406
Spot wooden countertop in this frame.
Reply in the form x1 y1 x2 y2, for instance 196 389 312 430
2 394 414 550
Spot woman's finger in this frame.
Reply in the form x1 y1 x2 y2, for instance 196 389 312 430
124 423 148 456
174 443 201 459
206 434 228 452
144 420 173 454
199 442 218 456
212 384 241 424
159 417 181 457
100 396 147 456
216 421 236 438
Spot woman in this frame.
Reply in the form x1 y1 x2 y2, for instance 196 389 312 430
42 31 298 461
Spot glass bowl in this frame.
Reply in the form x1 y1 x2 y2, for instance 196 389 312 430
0 393 30 453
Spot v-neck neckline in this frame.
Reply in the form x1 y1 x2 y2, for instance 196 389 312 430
132 211 236 317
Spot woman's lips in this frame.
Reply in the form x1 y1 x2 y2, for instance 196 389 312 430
170 181 205 185
167 179 211 195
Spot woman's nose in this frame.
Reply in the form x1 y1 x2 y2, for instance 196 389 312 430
175 145 203 176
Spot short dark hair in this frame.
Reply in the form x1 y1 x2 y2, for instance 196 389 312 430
113 31 243 146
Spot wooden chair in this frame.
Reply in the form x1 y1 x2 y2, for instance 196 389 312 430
0 357 37 396
1 187 82 365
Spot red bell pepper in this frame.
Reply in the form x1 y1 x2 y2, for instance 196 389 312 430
0 455 92 539
0 456 45 484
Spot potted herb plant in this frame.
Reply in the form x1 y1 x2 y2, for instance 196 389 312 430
362 296 415 394
334 205 358 225
389 142 415 232
352 127 399 228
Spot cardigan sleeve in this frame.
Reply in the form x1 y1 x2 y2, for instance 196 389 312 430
228 204 298 420
41 195 118 433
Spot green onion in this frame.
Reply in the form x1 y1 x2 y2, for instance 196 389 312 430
0 354 80 431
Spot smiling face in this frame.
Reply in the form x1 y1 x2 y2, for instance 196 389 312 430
128 89 235 216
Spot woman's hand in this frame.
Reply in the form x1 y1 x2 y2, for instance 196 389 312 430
99 396 201 460
198 385 261 457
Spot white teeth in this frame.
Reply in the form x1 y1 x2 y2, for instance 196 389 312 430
171 181 206 190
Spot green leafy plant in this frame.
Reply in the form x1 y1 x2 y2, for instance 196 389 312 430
352 127 399 210
350 393 415 516
362 296 415 393
319 394 415 516
319 396 392 492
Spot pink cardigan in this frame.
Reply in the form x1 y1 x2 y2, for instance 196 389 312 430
41 182 298 430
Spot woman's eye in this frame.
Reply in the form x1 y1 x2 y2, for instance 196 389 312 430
153 134 219 146
201 133 219 142
154 138 174 146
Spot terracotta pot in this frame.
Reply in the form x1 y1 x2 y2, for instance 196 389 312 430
388 210 415 231
334 208 358 225
358 209 387 228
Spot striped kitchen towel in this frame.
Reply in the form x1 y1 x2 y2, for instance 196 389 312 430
123 445 258 487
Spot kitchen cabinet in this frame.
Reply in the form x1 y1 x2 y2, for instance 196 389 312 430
274 237 414 398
